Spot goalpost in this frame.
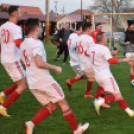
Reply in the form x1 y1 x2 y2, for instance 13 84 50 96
91 13 134 50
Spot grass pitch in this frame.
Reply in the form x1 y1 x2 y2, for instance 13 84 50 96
0 41 134 134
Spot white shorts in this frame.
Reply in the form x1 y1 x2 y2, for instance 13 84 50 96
2 61 25 82
126 52 134 58
97 76 120 94
30 82 64 106
73 65 84 76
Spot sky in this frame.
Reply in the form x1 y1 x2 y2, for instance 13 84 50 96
0 0 94 14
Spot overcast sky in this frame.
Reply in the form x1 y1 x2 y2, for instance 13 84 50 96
0 0 94 14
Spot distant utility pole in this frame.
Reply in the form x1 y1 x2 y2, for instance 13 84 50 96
81 0 82 21
45 0 50 44
55 1 58 16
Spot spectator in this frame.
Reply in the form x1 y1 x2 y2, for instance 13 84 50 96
56 23 73 65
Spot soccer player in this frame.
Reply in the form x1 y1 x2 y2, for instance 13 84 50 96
0 6 27 117
76 23 96 99
119 20 134 86
86 32 134 117
20 18 89 134
91 23 103 44
66 22 94 98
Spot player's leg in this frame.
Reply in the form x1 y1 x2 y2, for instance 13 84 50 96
130 63 134 86
95 86 111 109
126 52 134 86
93 77 134 116
57 98 89 134
25 101 57 134
62 45 69 65
66 65 86 91
0 83 18 104
83 68 95 98
0 61 27 117
56 45 64 60
0 77 27 117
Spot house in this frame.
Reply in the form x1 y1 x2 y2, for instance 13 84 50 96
56 9 110 32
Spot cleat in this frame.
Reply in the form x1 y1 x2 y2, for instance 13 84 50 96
62 63 65 65
0 108 10 117
66 80 72 91
84 94 94 98
0 93 5 104
74 123 89 134
24 122 33 134
128 110 134 117
92 101 100 116
101 103 111 109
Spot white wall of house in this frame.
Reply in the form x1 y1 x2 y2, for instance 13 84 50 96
102 23 110 32
56 16 76 29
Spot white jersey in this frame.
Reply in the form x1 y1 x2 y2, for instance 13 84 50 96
20 37 55 89
77 34 95 70
87 44 113 79
0 21 22 64
68 32 81 66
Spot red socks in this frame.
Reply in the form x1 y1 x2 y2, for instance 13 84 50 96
68 76 84 84
2 91 20 108
85 81 93 95
3 83 18 96
31 107 53 125
117 98 128 110
63 109 78 131
96 86 106 99
130 75 134 81
104 95 116 103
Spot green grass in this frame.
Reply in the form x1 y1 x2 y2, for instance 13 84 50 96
0 40 134 134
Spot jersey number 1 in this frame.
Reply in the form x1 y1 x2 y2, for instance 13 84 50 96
23 50 30 67
91 51 95 64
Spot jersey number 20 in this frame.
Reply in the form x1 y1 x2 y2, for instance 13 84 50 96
1 29 10 44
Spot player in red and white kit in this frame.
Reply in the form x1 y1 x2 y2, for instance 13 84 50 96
20 18 89 134
76 23 96 98
0 6 27 117
66 22 94 97
86 32 134 117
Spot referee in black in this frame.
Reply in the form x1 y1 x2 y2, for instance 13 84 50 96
56 23 73 65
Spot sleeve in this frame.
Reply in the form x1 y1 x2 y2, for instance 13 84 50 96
13 26 22 40
107 58 118 64
32 41 44 57
119 32 126 46
101 47 112 60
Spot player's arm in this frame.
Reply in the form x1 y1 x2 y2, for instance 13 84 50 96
34 55 62 74
13 27 22 48
103 47 133 64
107 57 133 64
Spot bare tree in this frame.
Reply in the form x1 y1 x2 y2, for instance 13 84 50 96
89 0 133 30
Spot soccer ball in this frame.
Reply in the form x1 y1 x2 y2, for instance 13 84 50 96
131 80 134 87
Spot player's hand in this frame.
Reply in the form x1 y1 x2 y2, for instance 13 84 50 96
125 41 131 45
124 56 133 63
59 38 63 42
111 50 118 56
55 67 62 74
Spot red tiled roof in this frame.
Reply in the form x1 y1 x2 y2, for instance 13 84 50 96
1 3 44 15
0 12 58 22
69 9 94 15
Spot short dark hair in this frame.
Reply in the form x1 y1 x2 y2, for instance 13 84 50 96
95 32 105 43
82 23 92 31
8 6 19 15
25 18 39 34
76 22 82 31
95 23 102 27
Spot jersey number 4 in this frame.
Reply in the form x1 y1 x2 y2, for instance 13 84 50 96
1 29 10 44
23 50 30 67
